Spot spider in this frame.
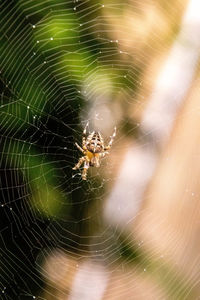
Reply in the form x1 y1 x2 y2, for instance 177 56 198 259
72 122 116 180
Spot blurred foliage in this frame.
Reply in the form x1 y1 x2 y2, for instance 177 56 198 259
0 0 128 297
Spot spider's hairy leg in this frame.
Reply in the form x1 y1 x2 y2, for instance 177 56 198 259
100 151 109 158
82 160 89 180
72 157 85 170
75 142 85 154
83 122 89 147
104 126 116 151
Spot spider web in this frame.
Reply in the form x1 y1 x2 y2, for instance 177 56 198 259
0 0 199 299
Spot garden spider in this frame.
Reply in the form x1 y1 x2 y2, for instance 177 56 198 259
72 123 116 180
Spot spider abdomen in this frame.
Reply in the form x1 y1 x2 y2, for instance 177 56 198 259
86 131 104 153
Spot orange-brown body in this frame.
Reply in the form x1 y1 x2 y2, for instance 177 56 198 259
72 123 116 180
86 150 100 167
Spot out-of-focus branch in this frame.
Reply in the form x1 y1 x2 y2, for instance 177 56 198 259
104 0 200 228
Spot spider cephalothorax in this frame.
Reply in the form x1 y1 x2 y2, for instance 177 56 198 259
72 123 116 180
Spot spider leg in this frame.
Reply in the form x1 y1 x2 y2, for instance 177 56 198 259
100 151 109 158
104 126 116 150
83 122 89 148
75 142 85 154
72 156 85 170
82 160 89 180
